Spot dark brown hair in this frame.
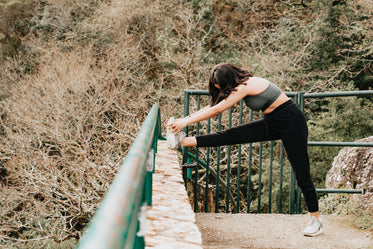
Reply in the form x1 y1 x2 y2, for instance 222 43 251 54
209 63 253 106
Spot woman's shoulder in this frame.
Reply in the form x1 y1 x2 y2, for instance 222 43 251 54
247 76 270 84
241 77 270 94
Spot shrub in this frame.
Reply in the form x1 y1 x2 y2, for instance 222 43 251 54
0 0 34 59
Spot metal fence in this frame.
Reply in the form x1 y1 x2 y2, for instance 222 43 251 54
78 103 162 249
182 90 373 214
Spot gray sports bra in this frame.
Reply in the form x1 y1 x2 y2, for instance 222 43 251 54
243 82 282 111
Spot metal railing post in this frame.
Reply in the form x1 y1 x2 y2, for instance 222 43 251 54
225 108 233 212
204 98 211 213
182 91 190 165
296 92 306 213
268 141 274 213
278 141 284 213
289 94 299 214
215 114 222 212
236 99 244 212
193 95 201 211
247 111 254 213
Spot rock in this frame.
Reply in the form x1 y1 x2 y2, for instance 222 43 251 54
325 136 373 192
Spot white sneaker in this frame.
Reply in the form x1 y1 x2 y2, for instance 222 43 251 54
166 117 185 150
303 216 323 237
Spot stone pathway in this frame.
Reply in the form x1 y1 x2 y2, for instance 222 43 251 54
196 213 372 249
145 141 203 249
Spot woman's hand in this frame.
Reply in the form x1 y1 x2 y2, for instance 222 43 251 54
167 118 188 133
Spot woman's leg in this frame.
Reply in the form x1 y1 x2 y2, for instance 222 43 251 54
181 137 197 147
184 118 320 214
281 124 319 213
309 211 320 219
195 118 276 148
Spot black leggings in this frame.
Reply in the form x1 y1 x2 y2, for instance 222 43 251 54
196 100 319 212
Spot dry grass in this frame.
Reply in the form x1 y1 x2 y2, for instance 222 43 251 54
0 0 372 247
0 0 168 247
0 46 152 246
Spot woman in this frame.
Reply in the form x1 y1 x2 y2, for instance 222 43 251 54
166 63 323 237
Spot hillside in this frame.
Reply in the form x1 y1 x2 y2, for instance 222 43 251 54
0 0 372 248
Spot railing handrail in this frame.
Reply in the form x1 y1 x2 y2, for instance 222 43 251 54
304 90 373 98
78 103 161 249
184 89 373 97
184 89 299 97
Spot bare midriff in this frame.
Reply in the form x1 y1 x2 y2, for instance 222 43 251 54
262 93 291 115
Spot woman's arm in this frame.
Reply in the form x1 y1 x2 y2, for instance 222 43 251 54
169 84 249 133
187 105 211 118
166 105 210 127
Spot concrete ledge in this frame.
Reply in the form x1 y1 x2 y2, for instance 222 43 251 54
145 141 203 249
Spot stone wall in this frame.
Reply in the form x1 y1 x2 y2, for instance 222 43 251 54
145 141 203 249
325 136 373 192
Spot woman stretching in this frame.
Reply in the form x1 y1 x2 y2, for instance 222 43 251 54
166 63 323 237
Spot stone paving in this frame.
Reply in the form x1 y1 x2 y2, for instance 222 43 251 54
196 213 372 249
145 141 203 249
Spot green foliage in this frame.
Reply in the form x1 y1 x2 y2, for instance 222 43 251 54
319 194 373 231
306 95 373 186
308 1 345 70
306 0 373 90
308 97 373 141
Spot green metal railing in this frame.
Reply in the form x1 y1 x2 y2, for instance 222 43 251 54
78 103 162 249
182 90 372 214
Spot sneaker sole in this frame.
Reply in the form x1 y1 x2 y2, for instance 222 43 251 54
303 227 323 237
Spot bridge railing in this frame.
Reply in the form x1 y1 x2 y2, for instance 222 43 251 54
182 90 373 214
78 103 162 249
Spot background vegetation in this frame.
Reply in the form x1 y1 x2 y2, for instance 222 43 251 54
0 0 372 247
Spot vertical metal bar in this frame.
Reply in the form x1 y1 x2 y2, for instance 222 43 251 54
257 141 263 213
268 141 274 213
184 94 192 180
289 167 296 214
236 100 243 212
196 95 201 137
182 91 190 165
154 108 160 153
225 107 232 212
145 150 154 206
133 232 145 248
205 146 211 213
247 111 254 213
187 157 193 179
146 109 161 206
278 141 284 213
145 172 153 206
134 184 146 249
194 95 201 212
257 112 264 213
299 91 305 111
289 94 299 214
297 92 306 214
194 165 198 212
205 96 211 213
215 114 222 212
